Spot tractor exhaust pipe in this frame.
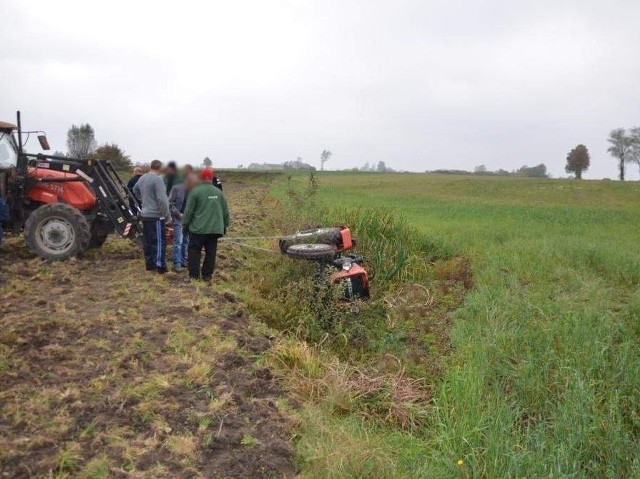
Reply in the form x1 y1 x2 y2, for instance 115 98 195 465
16 110 27 176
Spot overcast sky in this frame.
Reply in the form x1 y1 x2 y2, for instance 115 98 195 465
2 0 640 178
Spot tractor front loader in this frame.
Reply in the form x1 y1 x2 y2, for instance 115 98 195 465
0 111 142 260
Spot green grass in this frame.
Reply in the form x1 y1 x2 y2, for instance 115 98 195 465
277 173 640 477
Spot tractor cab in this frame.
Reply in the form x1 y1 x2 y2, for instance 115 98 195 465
0 119 49 171
0 121 19 171
0 120 95 210
0 122 19 207
0 122 17 242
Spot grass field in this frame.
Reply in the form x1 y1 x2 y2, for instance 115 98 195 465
274 172 640 477
2 171 640 478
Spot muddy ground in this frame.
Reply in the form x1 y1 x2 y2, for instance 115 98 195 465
0 178 298 478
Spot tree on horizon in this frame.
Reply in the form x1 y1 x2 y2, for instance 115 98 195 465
66 123 97 159
607 129 634 181
565 144 590 179
89 143 132 170
320 150 332 171
627 127 640 175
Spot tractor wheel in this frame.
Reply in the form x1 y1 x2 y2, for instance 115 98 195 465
88 215 113 249
286 243 336 261
89 231 109 248
24 203 91 260
279 227 342 253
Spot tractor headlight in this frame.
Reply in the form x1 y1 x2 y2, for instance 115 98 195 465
342 261 352 271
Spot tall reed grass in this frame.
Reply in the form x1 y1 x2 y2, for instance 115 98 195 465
231 173 470 475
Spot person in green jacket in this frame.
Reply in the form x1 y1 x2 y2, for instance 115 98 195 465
182 169 230 281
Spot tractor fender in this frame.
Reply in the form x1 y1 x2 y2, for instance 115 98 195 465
27 188 57 204
27 167 97 211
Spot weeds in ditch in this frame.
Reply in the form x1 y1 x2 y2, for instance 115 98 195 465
243 173 465 365
269 338 431 431
231 173 471 474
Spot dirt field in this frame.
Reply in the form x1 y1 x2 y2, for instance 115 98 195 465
0 179 298 478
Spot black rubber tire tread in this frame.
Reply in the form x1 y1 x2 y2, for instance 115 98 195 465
286 243 337 261
24 203 91 260
279 227 342 253
89 230 109 248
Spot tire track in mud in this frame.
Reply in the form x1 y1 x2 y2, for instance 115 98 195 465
0 177 298 478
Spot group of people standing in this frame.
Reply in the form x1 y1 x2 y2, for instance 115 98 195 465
128 160 230 281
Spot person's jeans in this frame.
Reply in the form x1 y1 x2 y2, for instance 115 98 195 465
142 218 167 271
188 233 221 280
172 218 188 267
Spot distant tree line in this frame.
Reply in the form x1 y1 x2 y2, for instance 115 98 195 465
431 164 548 178
63 121 640 181
245 157 316 171
349 161 394 173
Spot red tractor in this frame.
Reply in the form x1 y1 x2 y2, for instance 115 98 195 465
0 112 141 260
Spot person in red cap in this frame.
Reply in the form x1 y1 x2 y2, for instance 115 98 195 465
182 170 230 281
199 167 214 182
199 167 223 190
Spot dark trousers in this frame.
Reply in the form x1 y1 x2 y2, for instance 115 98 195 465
142 219 167 271
188 233 221 280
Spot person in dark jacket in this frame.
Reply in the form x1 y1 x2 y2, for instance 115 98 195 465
207 167 223 191
182 169 230 281
127 167 143 211
0 196 9 245
168 181 189 272
163 161 183 196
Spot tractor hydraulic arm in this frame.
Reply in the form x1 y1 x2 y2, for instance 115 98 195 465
23 153 142 241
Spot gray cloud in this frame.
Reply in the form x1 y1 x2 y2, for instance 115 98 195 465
2 0 639 178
